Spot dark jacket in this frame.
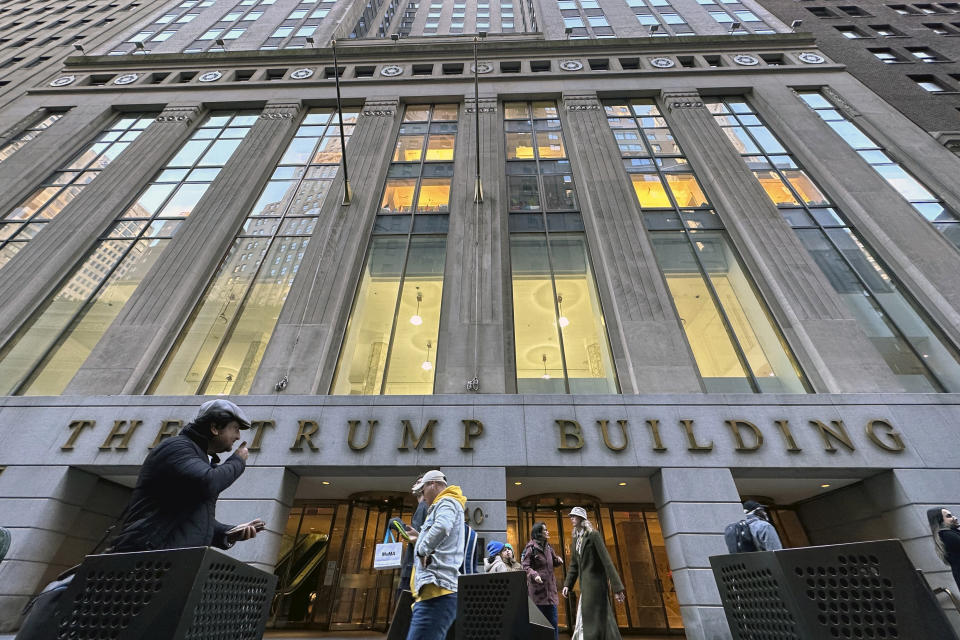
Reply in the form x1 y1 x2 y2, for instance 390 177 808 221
939 528 960 591
563 529 624 640
522 539 562 605
109 425 245 552
399 500 428 587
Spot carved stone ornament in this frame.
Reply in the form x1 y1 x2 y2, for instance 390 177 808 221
470 62 493 74
733 54 760 66
564 95 601 111
155 105 200 124
113 73 139 85
50 76 76 87
290 68 314 79
198 71 223 82
798 52 825 64
380 65 403 77
650 57 675 69
362 101 397 117
559 60 584 71
466 98 497 114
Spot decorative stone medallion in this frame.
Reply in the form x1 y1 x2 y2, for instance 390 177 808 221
559 60 583 71
113 73 139 85
650 57 675 69
50 76 76 87
733 54 760 66
198 71 223 82
290 68 314 79
380 65 403 77
798 52 825 64
470 62 493 74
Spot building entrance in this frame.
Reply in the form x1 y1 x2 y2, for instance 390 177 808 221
508 494 684 635
271 492 416 631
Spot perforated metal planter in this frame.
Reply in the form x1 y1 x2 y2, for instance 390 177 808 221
55 547 276 640
710 540 958 640
455 572 554 640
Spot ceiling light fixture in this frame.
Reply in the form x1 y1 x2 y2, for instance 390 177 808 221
422 340 433 371
514 481 523 486
410 288 423 325
618 482 627 486
557 294 569 328
820 483 831 488
322 481 331 485
541 353 550 380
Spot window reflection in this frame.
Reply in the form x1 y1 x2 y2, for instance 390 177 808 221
150 108 348 395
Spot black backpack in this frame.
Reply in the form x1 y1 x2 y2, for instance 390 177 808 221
724 519 757 553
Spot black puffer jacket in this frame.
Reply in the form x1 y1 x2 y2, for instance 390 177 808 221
110 425 245 552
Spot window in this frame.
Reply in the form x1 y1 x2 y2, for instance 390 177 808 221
506 100 617 393
838 5 871 16
606 99 808 393
711 95 960 392
0 110 66 165
0 114 155 270
0 112 258 396
806 7 835 17
151 108 354 395
798 90 960 246
871 24 901 36
911 74 949 91
331 104 455 396
908 46 949 61
870 47 905 62
836 26 866 38
923 22 952 33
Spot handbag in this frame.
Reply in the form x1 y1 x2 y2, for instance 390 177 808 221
374 530 404 570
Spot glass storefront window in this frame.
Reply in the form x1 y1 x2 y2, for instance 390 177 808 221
150 107 353 395
0 114 156 270
606 98 809 393
0 111 257 396
332 104 456 395
709 96 960 392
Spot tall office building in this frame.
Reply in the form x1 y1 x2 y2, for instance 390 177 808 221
752 0 960 153
1 0 959 638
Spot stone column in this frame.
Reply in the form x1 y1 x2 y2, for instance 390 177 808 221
0 104 116 215
659 89 904 393
435 95 509 393
751 84 960 340
0 103 203 347
216 466 299 574
65 101 305 395
439 466 507 554
864 468 960 627
652 467 743 640
0 467 127 632
560 92 702 394
250 98 401 395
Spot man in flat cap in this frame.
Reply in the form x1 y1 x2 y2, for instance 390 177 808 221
109 399 264 552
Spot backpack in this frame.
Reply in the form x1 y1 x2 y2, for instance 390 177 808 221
724 519 758 553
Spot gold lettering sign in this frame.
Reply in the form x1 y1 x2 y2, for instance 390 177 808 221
596 420 628 452
347 420 377 451
555 420 584 450
680 419 713 452
809 420 855 453
290 420 320 452
99 420 142 451
398 419 437 451
62 420 96 450
865 419 905 453
249 420 275 452
150 420 182 449
645 419 667 452
774 419 802 452
725 420 763 452
461 420 484 450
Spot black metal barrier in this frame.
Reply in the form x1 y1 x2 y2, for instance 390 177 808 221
710 539 959 640
388 572 554 640
54 547 276 640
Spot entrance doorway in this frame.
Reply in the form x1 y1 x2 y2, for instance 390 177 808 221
272 492 415 631
508 494 684 635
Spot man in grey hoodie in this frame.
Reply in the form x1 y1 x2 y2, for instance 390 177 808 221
405 470 467 640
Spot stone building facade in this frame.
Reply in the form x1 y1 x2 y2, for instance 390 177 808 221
1 1 960 638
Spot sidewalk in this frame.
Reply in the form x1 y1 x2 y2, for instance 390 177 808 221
2 632 680 639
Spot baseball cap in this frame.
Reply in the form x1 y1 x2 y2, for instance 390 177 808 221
412 469 446 492
743 500 765 513
197 399 251 429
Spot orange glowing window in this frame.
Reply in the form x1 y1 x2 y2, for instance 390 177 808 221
784 170 829 206
666 174 709 208
753 170 800 206
536 131 565 158
393 135 424 162
416 178 451 212
631 174 671 208
506 132 535 160
425 135 455 161
381 178 416 213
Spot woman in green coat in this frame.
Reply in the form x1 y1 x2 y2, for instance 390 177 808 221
561 507 625 640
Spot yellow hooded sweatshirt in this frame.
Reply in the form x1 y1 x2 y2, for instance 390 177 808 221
410 485 468 602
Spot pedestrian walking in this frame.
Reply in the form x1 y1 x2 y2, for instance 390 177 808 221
927 506 960 591
485 542 523 573
521 521 564 640
109 399 264 552
398 476 429 598
724 499 783 553
405 470 467 640
562 507 625 640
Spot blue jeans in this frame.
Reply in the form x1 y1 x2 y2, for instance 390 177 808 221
536 604 559 640
406 593 458 640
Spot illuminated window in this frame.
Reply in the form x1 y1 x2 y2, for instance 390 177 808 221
709 96 960 392
333 104 457 395
508 100 618 393
0 114 156 270
607 99 808 393
0 111 258 396
150 108 353 395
